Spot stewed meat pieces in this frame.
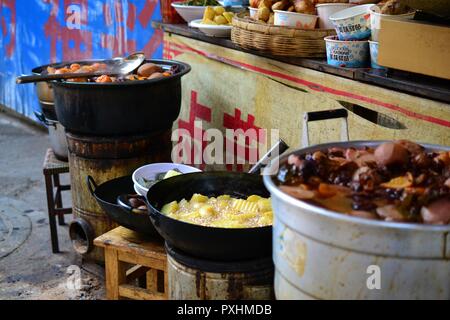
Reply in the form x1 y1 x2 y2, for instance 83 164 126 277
277 140 450 225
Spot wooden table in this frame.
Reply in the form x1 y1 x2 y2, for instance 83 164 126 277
94 227 168 300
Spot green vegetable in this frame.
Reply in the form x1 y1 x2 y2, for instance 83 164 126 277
183 0 220 6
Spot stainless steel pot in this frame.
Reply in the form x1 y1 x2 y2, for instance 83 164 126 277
32 65 56 120
35 112 68 160
263 110 450 300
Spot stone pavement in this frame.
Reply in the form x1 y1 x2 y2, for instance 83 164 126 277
0 111 104 300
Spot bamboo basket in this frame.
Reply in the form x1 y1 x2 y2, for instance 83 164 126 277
231 15 336 58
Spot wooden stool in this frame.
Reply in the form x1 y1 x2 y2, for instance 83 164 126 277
43 148 72 253
94 226 168 300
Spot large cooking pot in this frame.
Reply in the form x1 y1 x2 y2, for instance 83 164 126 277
264 140 450 300
34 111 68 160
145 172 272 261
48 59 190 136
32 65 56 120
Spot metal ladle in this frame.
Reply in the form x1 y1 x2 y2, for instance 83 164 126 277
16 52 146 84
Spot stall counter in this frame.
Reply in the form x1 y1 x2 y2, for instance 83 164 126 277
153 21 450 166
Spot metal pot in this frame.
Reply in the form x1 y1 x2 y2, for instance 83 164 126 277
145 172 272 261
35 111 68 160
32 65 56 120
47 59 191 136
264 140 450 300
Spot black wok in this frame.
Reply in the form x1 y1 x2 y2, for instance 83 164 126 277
47 59 190 136
145 172 272 261
87 175 160 238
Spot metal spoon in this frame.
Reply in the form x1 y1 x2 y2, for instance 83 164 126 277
16 52 146 84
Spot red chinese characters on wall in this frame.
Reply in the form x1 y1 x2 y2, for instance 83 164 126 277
42 0 163 62
176 90 266 171
0 0 16 58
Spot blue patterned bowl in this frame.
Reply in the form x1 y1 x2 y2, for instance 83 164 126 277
325 35 369 68
329 4 372 41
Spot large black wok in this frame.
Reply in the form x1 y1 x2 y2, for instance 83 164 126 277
145 172 272 261
47 59 190 136
87 175 160 238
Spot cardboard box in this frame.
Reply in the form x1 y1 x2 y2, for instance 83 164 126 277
378 19 450 80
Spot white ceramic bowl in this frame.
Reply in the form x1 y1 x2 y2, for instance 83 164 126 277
316 3 356 29
249 7 257 19
273 10 318 29
329 4 373 40
132 163 202 196
171 2 206 23
190 19 232 37
369 5 415 41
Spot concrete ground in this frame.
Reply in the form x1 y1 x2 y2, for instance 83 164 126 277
0 111 104 300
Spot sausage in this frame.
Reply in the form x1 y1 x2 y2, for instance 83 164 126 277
137 63 163 77
421 198 450 225
374 142 409 167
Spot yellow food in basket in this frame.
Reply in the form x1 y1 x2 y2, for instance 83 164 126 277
161 194 273 228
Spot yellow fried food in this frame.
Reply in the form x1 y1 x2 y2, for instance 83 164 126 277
222 12 234 24
214 15 228 25
161 194 273 228
203 6 215 21
214 6 225 15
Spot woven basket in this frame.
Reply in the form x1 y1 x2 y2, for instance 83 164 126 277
231 15 336 58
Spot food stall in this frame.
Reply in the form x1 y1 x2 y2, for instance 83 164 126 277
8 0 450 302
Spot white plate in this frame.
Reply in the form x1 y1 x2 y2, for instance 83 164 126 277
171 2 206 23
190 19 232 37
132 162 202 196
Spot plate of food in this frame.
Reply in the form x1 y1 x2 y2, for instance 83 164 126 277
172 0 221 23
189 6 234 37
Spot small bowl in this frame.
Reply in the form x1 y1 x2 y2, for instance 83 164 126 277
316 3 356 30
368 40 387 70
369 5 415 41
132 163 202 196
274 10 318 29
325 35 369 68
190 19 232 37
171 2 206 23
249 7 258 19
329 4 373 40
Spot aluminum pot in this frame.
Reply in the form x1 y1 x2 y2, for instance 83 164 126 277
264 140 450 300
32 65 56 120
35 111 68 160
49 59 191 136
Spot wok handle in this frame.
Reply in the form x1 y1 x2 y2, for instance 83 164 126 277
302 109 349 148
86 175 98 196
116 194 147 214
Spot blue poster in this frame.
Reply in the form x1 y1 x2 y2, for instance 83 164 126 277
0 0 163 121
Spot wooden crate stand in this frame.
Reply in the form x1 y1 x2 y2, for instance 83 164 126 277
94 226 168 300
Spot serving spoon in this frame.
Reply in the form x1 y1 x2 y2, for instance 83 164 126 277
16 52 146 84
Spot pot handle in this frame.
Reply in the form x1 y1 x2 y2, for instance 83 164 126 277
86 175 98 196
34 111 50 127
301 109 349 148
117 194 148 214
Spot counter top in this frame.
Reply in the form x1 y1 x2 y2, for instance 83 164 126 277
153 21 450 104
